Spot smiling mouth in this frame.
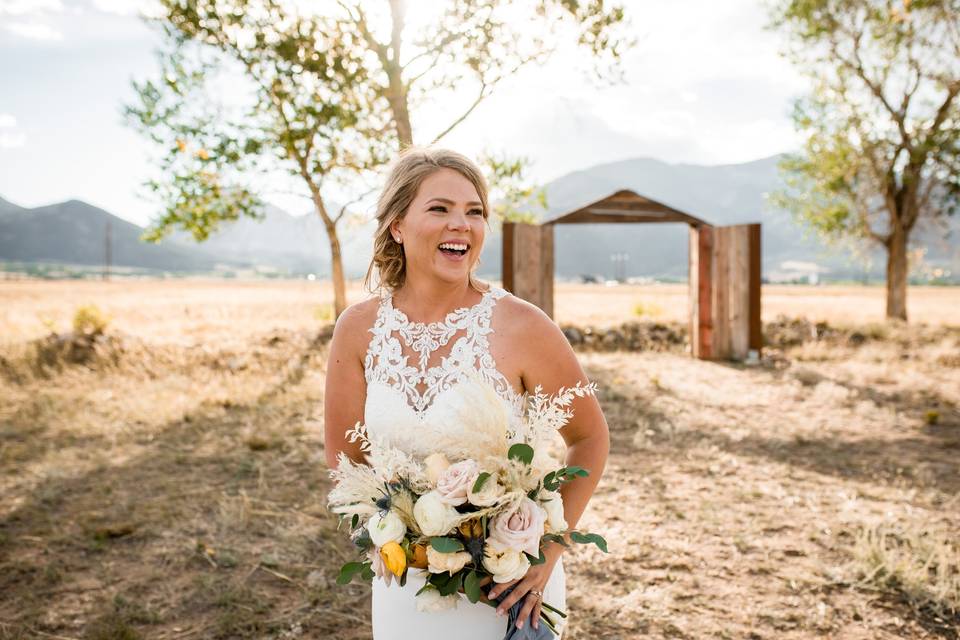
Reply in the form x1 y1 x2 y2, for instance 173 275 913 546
438 244 470 257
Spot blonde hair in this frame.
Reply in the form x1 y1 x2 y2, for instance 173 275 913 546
364 147 491 294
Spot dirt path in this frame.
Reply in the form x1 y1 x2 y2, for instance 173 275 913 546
1 321 958 639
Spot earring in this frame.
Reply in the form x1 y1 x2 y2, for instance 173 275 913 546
394 235 402 244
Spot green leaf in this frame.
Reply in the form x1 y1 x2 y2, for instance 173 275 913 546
430 537 465 553
351 514 359 529
336 561 368 585
472 472 491 494
526 549 546 565
570 531 608 553
437 571 463 596
464 570 482 604
508 443 534 465
542 533 570 548
564 466 589 478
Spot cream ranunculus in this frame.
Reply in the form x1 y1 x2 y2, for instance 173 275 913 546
413 490 460 536
424 452 452 485
426 546 472 574
482 546 530 583
540 490 567 533
467 471 505 507
367 510 406 547
435 459 480 506
415 587 461 612
486 497 547 557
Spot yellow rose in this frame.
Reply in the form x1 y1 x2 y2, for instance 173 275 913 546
410 543 429 569
380 541 406 578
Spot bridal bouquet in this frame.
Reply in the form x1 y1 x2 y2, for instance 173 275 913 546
327 372 607 636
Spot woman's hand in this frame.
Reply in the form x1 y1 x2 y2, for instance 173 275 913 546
486 543 563 631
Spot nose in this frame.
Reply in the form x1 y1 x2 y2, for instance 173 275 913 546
447 209 469 231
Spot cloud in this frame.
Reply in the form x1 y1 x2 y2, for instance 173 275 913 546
0 113 26 149
0 0 63 16
90 0 158 17
3 21 63 40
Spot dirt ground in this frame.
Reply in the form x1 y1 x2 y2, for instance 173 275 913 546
0 280 958 639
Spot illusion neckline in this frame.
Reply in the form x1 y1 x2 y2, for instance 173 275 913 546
385 287 496 329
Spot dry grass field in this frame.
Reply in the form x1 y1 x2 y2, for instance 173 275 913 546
1 279 958 639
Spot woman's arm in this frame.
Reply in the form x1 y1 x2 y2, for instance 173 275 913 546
323 302 374 470
488 302 610 628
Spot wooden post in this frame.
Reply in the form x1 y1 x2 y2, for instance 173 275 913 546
689 225 714 359
502 222 553 318
748 223 762 357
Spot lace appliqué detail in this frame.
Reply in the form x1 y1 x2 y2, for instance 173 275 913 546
363 287 516 416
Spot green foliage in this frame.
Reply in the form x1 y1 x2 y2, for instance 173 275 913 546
463 570 483 604
507 443 535 465
481 152 549 223
767 0 960 317
471 471 491 494
429 537 465 553
73 304 110 336
543 465 589 491
570 530 608 553
336 560 374 585
127 1 631 314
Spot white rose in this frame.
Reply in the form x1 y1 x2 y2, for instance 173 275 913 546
424 452 451 485
367 510 406 547
436 459 480 506
540 490 567 533
426 546 472 574
413 490 460 536
482 546 530 584
415 587 461 612
467 472 505 507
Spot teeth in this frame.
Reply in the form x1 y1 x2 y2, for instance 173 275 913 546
439 243 468 251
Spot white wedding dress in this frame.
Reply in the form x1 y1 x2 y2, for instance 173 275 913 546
362 285 566 639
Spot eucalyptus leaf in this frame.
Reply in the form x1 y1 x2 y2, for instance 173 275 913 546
570 531 609 553
508 443 534 465
430 537 465 553
336 561 367 585
472 472 491 494
464 570 482 603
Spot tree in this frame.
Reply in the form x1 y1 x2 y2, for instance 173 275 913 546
127 0 631 317
769 0 960 320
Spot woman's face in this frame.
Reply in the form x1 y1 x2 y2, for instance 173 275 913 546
391 167 486 287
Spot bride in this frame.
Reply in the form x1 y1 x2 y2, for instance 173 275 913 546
324 147 610 638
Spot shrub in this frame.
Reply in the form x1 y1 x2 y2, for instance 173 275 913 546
73 304 110 336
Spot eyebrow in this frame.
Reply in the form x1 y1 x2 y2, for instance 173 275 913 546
426 197 483 207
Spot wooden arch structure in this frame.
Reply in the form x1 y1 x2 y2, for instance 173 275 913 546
501 190 763 361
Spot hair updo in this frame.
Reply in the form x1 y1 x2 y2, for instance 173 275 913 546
364 147 491 294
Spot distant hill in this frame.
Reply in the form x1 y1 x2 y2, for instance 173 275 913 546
2 154 957 281
0 198 226 272
478 154 959 282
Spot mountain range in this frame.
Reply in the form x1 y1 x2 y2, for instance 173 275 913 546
2 155 957 281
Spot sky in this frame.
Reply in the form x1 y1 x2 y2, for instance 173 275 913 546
0 0 808 227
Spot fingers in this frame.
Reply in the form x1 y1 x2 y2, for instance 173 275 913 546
493 579 532 617
515 590 539 630
486 578 517 602
531 597 543 630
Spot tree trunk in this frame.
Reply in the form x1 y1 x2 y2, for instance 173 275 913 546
303 176 348 319
885 224 908 321
324 218 347 319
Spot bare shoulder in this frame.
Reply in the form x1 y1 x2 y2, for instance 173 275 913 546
330 296 381 358
496 292 562 341
497 295 568 357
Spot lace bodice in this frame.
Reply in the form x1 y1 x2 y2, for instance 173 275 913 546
362 286 522 455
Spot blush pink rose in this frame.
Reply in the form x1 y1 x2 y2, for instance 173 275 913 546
435 459 479 506
487 497 547 557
